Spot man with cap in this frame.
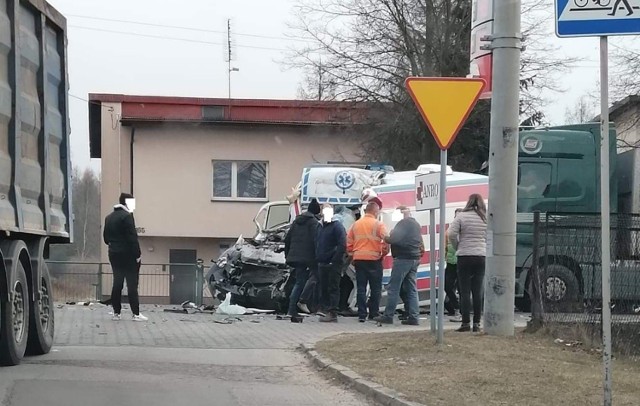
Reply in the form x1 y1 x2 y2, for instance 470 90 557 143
375 205 423 325
284 198 321 318
347 200 389 322
103 193 147 321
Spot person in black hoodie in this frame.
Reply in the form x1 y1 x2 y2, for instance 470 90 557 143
284 198 321 317
316 203 347 322
103 193 147 321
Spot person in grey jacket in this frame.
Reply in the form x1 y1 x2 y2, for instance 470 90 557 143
375 206 424 325
447 194 487 332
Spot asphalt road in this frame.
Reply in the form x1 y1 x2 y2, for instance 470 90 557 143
0 346 372 406
0 304 530 406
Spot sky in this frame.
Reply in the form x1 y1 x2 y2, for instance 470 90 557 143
45 0 635 172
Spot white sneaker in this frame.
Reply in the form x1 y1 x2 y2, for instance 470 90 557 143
297 302 311 314
112 313 121 321
132 314 148 322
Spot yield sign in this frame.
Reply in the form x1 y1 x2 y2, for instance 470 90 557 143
405 77 486 150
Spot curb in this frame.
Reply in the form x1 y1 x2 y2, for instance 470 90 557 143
300 343 425 406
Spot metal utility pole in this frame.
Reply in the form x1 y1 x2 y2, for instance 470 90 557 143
437 150 447 344
226 19 239 116
227 18 232 101
483 0 522 336
599 36 612 406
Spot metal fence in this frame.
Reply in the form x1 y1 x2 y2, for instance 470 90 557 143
46 261 210 306
529 212 640 357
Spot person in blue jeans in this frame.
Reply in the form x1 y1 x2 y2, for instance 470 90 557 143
284 199 321 318
375 206 424 325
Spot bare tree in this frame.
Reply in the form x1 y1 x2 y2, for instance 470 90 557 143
296 61 338 100
50 167 102 261
610 40 640 149
612 39 640 99
286 0 577 170
564 95 596 124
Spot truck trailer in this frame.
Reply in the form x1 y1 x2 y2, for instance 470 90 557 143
0 0 71 366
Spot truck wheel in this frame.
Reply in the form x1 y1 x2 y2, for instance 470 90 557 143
26 263 54 355
541 264 581 312
0 261 30 366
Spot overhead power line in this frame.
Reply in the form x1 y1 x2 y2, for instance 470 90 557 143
69 94 115 111
67 14 313 43
68 25 290 52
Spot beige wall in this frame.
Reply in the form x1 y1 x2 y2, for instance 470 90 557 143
130 124 362 239
100 102 130 263
99 103 364 269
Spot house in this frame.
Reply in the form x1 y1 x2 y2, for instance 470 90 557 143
605 95 640 152
605 95 640 214
88 94 370 303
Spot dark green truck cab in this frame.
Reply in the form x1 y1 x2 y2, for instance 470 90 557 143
514 123 620 310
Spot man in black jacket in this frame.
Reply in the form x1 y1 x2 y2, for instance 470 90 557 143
375 206 424 325
316 204 347 322
103 193 147 321
284 199 321 317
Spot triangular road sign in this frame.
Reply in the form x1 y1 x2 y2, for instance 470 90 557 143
405 77 486 150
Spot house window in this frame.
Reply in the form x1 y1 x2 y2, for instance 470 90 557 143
212 161 268 200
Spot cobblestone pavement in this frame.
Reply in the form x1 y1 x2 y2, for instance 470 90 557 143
54 303 530 349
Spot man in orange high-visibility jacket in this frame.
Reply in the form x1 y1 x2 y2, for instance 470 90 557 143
347 200 389 322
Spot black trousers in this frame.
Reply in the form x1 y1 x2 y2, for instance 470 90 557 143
319 263 342 312
299 263 320 309
338 262 354 311
109 253 140 315
444 262 459 315
354 259 383 319
457 256 485 324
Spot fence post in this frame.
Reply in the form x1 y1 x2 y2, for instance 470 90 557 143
528 211 543 331
97 263 103 301
195 259 204 307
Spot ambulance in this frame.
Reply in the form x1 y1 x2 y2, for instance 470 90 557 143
208 163 488 311
293 164 489 305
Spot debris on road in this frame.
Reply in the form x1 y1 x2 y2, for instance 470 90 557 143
217 293 248 315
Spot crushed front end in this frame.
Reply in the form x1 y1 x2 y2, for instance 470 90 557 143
206 229 293 312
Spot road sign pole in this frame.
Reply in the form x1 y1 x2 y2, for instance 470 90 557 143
599 35 612 406
405 76 484 337
483 0 521 336
437 150 447 344
429 209 437 333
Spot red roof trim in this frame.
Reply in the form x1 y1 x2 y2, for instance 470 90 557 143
88 93 369 109
89 93 372 125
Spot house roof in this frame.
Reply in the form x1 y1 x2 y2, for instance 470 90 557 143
592 95 640 122
88 94 373 158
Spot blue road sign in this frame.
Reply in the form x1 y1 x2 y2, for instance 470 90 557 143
556 0 640 37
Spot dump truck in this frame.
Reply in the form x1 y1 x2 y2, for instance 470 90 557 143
0 0 71 366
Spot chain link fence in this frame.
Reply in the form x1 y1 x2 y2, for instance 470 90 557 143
528 212 640 358
46 261 210 306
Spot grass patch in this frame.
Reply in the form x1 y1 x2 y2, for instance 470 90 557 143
315 329 640 406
